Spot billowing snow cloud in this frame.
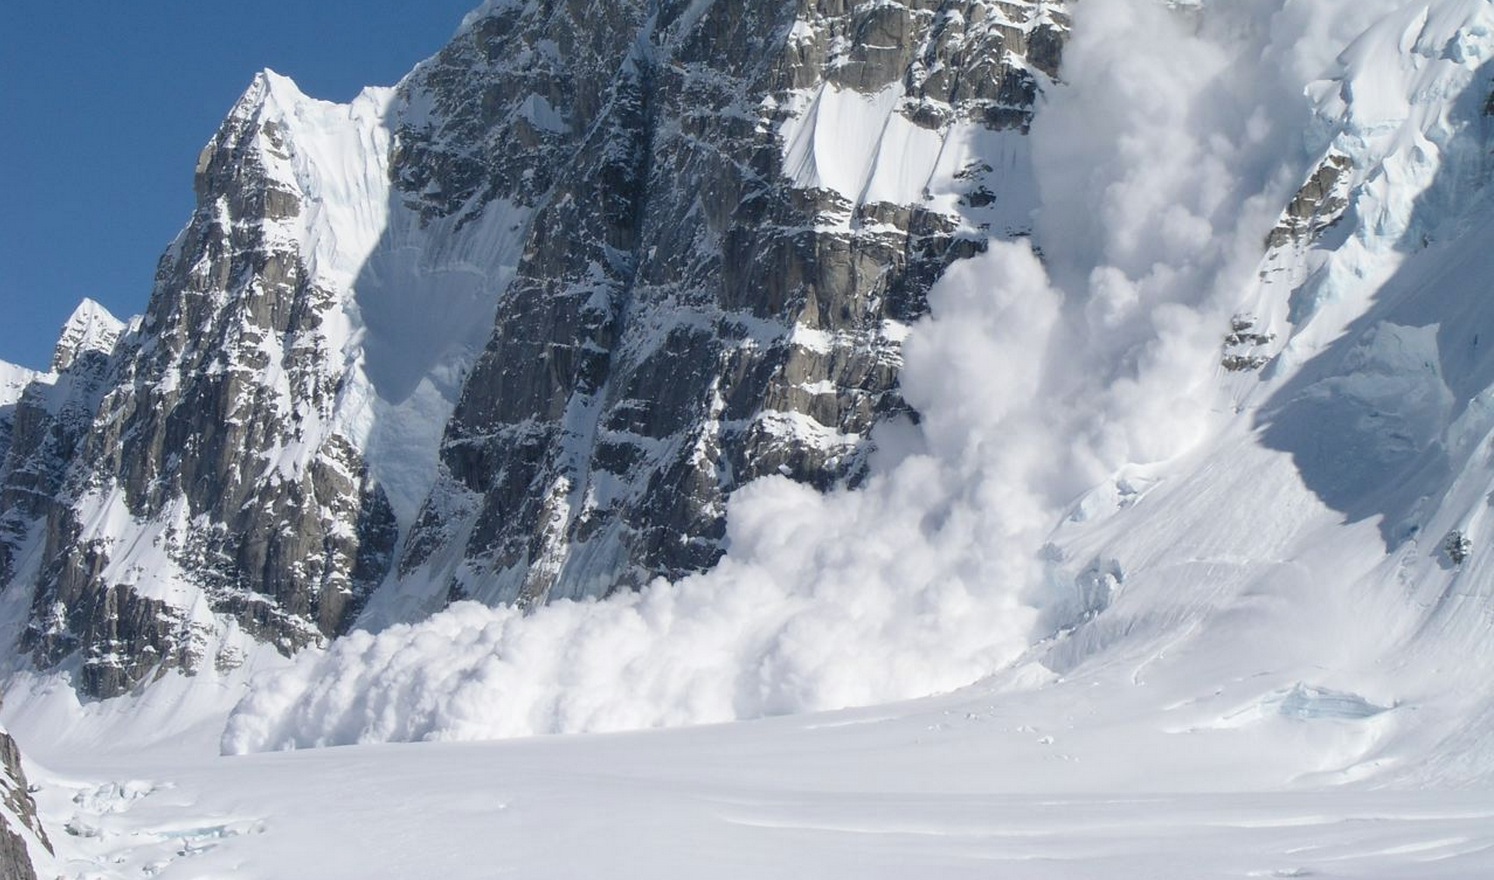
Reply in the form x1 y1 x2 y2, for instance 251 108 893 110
223 0 1413 752
225 242 1065 748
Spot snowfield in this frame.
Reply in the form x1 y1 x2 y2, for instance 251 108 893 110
20 671 1494 878
8 0 1494 875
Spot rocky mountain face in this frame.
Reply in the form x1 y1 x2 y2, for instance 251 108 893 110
396 0 1068 607
2 82 404 699
0 729 48 880
0 0 1067 698
0 304 126 679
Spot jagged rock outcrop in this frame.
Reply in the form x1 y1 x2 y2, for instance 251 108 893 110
0 731 50 880
0 366 39 509
0 0 1068 696
1265 152 1353 250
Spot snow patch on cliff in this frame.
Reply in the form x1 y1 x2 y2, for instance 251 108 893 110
778 82 1036 236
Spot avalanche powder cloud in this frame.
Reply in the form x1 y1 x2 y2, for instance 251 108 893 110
222 0 1410 751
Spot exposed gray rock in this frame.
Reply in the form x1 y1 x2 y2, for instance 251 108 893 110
1444 529 1471 565
396 0 1068 607
0 730 50 880
0 370 29 468
1221 315 1275 373
0 305 125 616
1266 152 1353 250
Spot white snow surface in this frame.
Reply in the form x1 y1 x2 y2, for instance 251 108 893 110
779 82 1038 236
0 361 37 409
21 675 1494 878
9 0 1494 875
49 298 125 370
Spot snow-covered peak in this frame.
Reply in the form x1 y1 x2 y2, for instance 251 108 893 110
226 68 360 124
207 69 398 292
0 359 38 407
457 0 523 32
213 69 308 147
50 298 124 372
257 67 308 105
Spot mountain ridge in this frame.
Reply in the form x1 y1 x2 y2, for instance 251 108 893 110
0 0 1070 700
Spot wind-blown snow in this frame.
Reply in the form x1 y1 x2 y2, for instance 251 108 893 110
0 0 1409 786
226 242 1061 747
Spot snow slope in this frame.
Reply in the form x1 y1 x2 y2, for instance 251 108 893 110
24 677 1494 878
0 363 36 421
0 360 37 470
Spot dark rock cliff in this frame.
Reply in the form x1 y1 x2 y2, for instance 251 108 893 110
398 0 1068 606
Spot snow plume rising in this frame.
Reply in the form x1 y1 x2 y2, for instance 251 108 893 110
1031 0 1405 474
223 0 1395 751
225 245 1064 749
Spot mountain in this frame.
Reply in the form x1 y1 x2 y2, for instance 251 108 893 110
208 0 1494 774
7 0 1494 874
0 0 1066 701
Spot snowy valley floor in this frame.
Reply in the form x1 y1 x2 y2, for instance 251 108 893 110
26 671 1494 879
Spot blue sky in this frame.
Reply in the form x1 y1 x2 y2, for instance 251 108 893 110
1 1 478 369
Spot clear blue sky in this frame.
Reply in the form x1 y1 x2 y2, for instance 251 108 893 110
1 1 479 369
